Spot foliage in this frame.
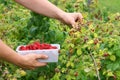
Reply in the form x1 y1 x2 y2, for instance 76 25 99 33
53 16 120 80
98 0 120 13
0 0 120 80
25 12 66 44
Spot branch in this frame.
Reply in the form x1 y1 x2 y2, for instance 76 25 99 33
89 52 101 80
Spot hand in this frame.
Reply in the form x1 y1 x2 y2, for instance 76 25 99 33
17 54 48 70
60 12 83 28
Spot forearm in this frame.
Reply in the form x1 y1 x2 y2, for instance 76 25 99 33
15 0 65 20
0 39 21 65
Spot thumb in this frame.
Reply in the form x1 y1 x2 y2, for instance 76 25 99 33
71 21 78 29
35 54 48 59
71 20 76 28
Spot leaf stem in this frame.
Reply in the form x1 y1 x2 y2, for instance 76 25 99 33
89 52 101 80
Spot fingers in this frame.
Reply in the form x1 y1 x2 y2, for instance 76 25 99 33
23 62 47 70
18 54 48 70
34 54 48 67
71 18 79 29
71 13 83 29
71 21 76 28
25 66 35 70
72 23 78 29
35 62 47 67
27 62 47 70
34 54 48 59
77 13 83 22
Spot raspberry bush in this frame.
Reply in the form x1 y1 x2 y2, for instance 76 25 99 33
0 0 120 80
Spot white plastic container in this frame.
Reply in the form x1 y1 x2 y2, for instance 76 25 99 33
16 44 60 62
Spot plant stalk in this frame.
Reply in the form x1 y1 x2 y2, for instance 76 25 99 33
89 53 101 80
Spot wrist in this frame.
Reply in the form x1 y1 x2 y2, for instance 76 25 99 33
12 54 25 67
56 11 66 21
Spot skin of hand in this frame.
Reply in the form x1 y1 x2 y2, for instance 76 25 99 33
0 40 48 70
17 54 48 70
15 0 83 28
59 13 83 28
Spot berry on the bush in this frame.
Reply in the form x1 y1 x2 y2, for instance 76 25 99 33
103 53 109 57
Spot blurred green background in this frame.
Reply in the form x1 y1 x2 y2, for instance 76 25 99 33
98 0 120 13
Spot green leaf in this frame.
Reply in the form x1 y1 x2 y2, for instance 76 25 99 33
115 50 120 57
77 48 82 56
112 62 119 71
71 62 74 68
110 55 116 61
38 76 45 80
87 40 94 45
107 71 114 77
30 27 38 35
61 68 66 73
66 61 71 67
106 64 113 69
116 71 120 77
94 33 98 38
68 43 74 48
52 73 60 80
84 67 91 73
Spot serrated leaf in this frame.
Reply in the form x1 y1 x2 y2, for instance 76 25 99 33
94 33 98 38
107 71 114 77
71 62 74 68
87 40 94 44
77 48 82 56
116 71 120 77
96 43 100 49
112 62 119 71
89 24 93 28
61 68 66 73
30 27 38 35
106 64 113 69
69 43 74 48
110 55 116 61
84 68 91 72
66 61 71 67
66 61 74 68
38 76 45 80
116 50 120 57
103 70 107 75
